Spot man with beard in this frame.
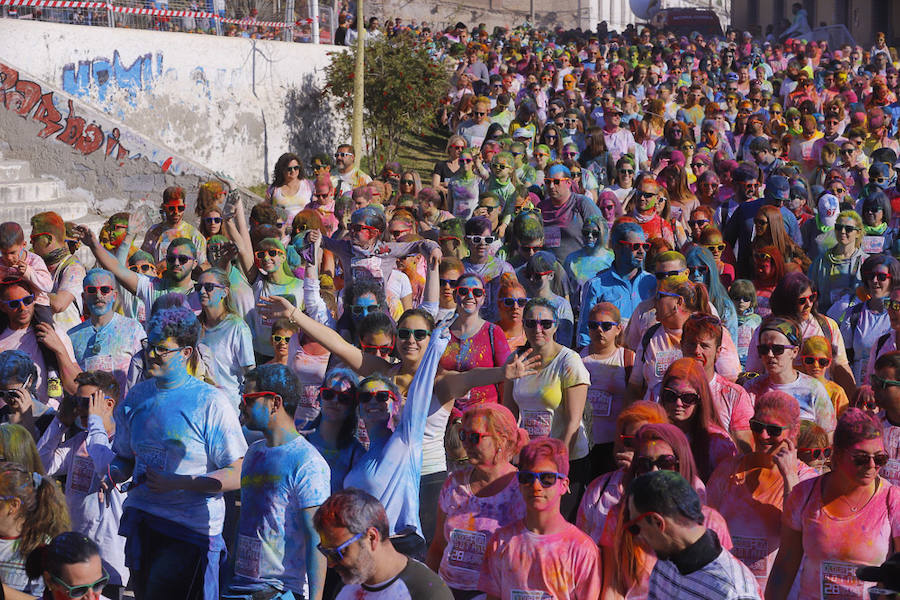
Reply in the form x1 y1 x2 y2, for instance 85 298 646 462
74 226 201 314
29 211 85 332
141 186 207 264
314 489 452 600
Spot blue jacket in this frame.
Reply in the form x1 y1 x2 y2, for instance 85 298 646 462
576 267 656 348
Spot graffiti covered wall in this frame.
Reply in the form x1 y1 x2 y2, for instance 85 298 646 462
0 20 345 187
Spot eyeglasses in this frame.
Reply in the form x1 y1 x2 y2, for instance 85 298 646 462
801 356 831 368
195 282 226 293
129 264 154 274
349 223 381 235
317 532 364 562
334 152 353 158
2 295 34 310
618 240 651 252
588 320 618 331
319 386 356 405
456 287 485 299
270 334 291 345
351 304 379 317
397 328 430 341
141 339 186 358
753 252 773 263
655 269 683 280
164 204 186 213
254 249 284 259
313 193 331 200
840 149 855 155
466 235 496 245
704 243 726 252
688 219 709 228
871 373 900 390
520 245 544 255
529 270 554 281
618 433 637 448
624 511 655 535
582 229 601 240
865 272 891 283
635 454 680 474
660 388 699 406
524 318 556 330
501 297 528 308
84 285 113 295
797 292 818 306
478 204 500 213
312 164 330 171
757 343 795 357
400 179 416 186
389 228 410 239
166 255 194 265
51 570 110 599
517 470 566 487
439 278 459 289
749 419 790 437
357 389 399 404
545 178 570 186
285 165 301 172
688 265 710 277
458 429 489 444
834 224 860 234
850 452 890 467
798 447 833 460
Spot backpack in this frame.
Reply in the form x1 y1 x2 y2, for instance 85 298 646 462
842 302 866 363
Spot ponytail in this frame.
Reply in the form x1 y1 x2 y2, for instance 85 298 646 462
0 463 70 559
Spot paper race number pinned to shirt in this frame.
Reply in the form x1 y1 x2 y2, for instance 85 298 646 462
446 529 488 573
821 560 865 599
69 455 96 494
731 536 769 577
235 534 262 579
862 236 884 255
511 591 552 600
587 389 612 418
521 410 553 438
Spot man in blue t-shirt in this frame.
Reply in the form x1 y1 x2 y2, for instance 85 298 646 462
225 364 330 600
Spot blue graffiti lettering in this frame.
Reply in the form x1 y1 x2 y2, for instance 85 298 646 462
60 50 164 106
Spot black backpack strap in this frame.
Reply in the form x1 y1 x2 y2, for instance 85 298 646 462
641 322 663 359
876 332 892 361
845 302 866 363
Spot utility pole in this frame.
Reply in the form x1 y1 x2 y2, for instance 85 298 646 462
351 0 365 163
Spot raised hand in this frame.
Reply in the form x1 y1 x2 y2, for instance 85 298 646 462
504 348 542 380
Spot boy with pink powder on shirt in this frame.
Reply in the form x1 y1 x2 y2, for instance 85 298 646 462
479 438 601 600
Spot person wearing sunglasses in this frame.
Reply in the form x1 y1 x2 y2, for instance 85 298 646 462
226 363 330 600
495 274 528 351
698 225 736 288
562 216 613 313
304 368 362 494
576 222 655 349
706 391 820 591
537 163 606 265
25 532 110 600
266 152 313 214
521 252 574 346
332 144 372 199
141 186 207 266
809 209 866 315
869 352 900 486
425 403 530 596
480 438 601 600
67 269 144 398
313 489 453 600
432 134 467 196
0 350 55 441
104 305 246 600
797 335 850 419
744 317 837 440
686 244 740 341
858 191 896 256
610 422 736 597
461 217 514 323
506 298 590 519
623 470 758 600
27 212 85 335
625 174 675 247
447 148 481 221
768 408 900 600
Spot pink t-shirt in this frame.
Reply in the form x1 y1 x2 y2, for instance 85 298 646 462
577 469 624 544
784 475 900 600
438 467 526 590
479 520 602 600
707 455 819 590
709 374 754 433
0 250 53 307
880 415 900 487
440 322 511 410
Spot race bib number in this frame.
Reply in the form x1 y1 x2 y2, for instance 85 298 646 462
822 560 865 599
863 236 884 254
654 349 681 379
880 459 900 486
587 389 612 418
731 536 769 576
446 529 488 573
85 354 115 374
351 256 384 281
234 534 262 579
69 455 95 494
300 385 320 411
511 591 551 600
137 442 167 473
544 226 561 249
737 325 753 349
521 409 553 438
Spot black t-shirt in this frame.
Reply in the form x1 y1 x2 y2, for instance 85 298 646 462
432 160 459 183
336 558 454 599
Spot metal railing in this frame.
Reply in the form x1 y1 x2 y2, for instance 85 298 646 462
0 0 337 43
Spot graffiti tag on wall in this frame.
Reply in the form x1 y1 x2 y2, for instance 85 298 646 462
62 50 164 104
1 63 130 161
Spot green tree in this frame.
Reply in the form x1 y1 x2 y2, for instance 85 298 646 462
324 32 450 174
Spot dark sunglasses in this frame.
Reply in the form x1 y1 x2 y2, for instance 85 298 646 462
660 388 699 406
271 335 291 344
439 278 459 288
84 285 113 295
655 269 683 280
757 343 795 357
634 454 679 474
164 204 186 213
834 224 859 234
705 243 726 252
397 328 430 341
588 320 618 331
320 387 355 404
129 264 154 274
688 219 709 228
51 571 110 599
254 249 283 259
285 165 301 172
618 240 651 252
351 304 379 317
798 447 832 460
3 295 34 310
865 272 891 283
871 373 900 390
166 255 194 265
520 245 544 255
619 433 637 448
851 452 890 467
194 282 225 293
361 343 393 355
801 356 831 368
688 265 710 277
458 429 488 444
401 179 416 185
517 470 566 487
501 297 529 308
357 390 398 404
204 216 223 224
456 287 485 298
317 532 364 562
524 318 555 330
749 419 789 437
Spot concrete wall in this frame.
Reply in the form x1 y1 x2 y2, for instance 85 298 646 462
0 20 347 187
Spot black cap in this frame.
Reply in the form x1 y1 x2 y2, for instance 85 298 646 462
857 553 900 592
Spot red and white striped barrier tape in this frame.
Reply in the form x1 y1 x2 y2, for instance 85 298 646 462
0 0 316 28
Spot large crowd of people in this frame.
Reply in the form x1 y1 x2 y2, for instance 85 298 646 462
4 13 900 600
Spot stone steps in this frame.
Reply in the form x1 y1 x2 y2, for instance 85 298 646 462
0 159 32 182
0 152 93 231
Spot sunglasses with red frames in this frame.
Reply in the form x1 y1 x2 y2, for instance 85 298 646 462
864 272 891 282
357 389 400 404
84 285 114 295
360 343 394 355
458 429 489 444
801 356 831 368
241 391 280 406
624 511 656 535
319 387 355 404
798 447 832 460
634 454 680 474
619 433 637 448
349 223 381 235
456 286 485 298
618 240 651 252
797 292 818 306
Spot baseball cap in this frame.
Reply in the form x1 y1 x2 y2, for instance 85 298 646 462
765 175 790 202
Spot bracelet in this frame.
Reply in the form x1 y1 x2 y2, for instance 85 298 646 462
290 307 301 324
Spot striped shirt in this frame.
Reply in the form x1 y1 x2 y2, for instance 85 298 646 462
648 536 761 600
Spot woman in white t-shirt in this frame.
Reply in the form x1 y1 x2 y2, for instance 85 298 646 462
505 298 590 520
